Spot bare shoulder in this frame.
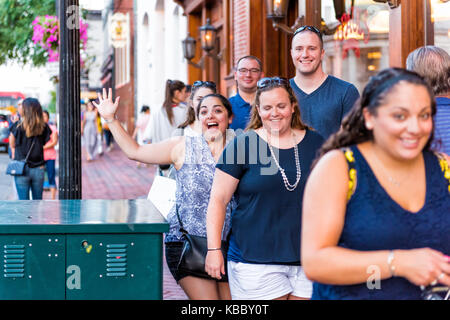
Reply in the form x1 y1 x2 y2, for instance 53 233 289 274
306 148 350 195
312 149 349 176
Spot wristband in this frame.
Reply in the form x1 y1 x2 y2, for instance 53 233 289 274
207 248 221 251
104 116 117 124
387 250 396 277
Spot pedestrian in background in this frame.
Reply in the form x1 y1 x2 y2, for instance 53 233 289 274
178 81 217 137
143 79 188 175
132 105 151 145
43 110 58 200
289 25 360 141
132 105 151 168
229 55 264 131
96 112 104 156
9 98 51 200
206 77 324 300
301 68 450 300
95 88 235 300
183 84 192 104
406 45 450 155
81 99 98 161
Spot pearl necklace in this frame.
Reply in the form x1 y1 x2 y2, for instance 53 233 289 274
266 130 302 192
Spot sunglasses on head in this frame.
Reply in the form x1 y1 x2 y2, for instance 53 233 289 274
293 25 322 39
193 81 216 89
257 77 289 89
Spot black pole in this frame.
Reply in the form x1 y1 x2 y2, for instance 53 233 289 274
58 0 82 199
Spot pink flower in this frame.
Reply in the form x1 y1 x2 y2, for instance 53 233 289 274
32 15 88 63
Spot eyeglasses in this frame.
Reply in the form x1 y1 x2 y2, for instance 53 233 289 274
237 68 261 75
257 77 289 89
293 25 322 39
193 81 216 89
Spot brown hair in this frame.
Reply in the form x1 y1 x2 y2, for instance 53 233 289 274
314 68 436 167
178 81 217 129
236 55 262 70
19 98 46 138
246 79 309 131
163 79 185 125
196 93 233 119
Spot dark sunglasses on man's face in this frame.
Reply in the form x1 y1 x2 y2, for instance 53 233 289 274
193 81 216 89
257 77 289 89
293 25 322 39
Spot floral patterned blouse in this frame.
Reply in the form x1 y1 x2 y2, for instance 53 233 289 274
165 135 234 242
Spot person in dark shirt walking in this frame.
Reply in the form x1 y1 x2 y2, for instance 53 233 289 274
302 68 450 300
290 25 360 141
229 55 264 132
206 77 324 300
406 45 450 155
9 98 51 200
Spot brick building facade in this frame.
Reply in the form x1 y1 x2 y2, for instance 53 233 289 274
101 0 136 134
175 0 446 97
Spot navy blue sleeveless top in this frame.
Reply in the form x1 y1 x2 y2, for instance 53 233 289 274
312 145 450 300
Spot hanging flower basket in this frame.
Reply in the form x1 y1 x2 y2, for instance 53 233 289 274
32 15 88 65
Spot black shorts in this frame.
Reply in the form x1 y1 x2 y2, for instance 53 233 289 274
165 241 228 283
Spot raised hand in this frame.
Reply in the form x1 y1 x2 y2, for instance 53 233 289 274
93 88 120 122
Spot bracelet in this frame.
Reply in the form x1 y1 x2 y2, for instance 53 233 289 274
104 116 117 124
387 250 396 277
207 248 221 251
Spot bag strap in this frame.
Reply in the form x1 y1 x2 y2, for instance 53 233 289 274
24 137 36 163
341 147 357 201
175 204 189 235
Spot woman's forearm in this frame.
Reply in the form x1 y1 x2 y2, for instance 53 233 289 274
104 119 140 160
206 198 227 249
303 247 393 285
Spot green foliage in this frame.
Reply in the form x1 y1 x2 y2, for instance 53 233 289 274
47 89 57 114
0 0 55 66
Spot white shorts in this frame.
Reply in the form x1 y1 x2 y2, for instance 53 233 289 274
228 261 313 300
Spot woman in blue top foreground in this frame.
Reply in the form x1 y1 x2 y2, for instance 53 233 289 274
302 68 450 300
205 77 324 300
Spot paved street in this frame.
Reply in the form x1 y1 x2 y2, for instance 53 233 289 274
0 151 16 200
0 143 187 300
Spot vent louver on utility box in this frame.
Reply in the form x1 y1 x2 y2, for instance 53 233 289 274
106 244 127 277
3 245 25 278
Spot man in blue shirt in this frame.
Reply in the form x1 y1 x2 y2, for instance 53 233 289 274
290 26 360 141
229 55 264 132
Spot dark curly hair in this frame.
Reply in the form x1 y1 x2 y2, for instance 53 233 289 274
196 93 233 119
314 68 436 166
178 81 217 129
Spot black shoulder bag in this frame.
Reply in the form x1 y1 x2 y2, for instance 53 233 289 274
6 138 36 176
176 205 229 280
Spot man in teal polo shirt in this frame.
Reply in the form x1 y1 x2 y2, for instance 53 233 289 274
229 56 264 132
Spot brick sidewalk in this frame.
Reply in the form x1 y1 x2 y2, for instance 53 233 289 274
44 144 187 300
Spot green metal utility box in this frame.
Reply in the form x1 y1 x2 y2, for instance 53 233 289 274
0 199 169 300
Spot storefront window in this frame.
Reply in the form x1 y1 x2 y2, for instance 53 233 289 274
431 0 450 52
321 0 390 93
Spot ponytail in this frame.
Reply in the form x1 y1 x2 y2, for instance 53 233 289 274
162 79 185 125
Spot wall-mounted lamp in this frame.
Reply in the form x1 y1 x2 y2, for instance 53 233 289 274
372 0 401 9
264 0 303 34
264 0 359 36
182 18 223 69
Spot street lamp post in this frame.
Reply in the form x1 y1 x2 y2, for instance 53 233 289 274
58 0 82 199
